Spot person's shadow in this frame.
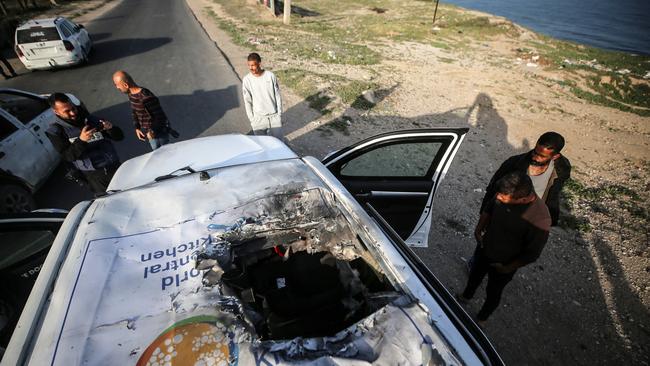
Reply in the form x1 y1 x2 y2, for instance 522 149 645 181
284 91 648 365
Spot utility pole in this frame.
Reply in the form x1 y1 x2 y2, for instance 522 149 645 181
283 0 291 24
432 0 440 25
270 0 275 16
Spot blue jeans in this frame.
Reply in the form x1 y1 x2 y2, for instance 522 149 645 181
148 133 170 150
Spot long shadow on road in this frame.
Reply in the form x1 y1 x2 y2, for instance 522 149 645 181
88 37 173 66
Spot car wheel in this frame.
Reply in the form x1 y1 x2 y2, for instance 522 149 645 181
0 184 36 213
80 47 89 64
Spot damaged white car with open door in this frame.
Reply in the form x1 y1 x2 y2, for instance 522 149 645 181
1 130 504 365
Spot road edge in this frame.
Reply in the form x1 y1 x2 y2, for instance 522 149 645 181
183 0 248 82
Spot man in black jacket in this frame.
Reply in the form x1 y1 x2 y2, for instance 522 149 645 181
459 172 551 326
468 132 570 270
45 93 124 194
480 132 570 225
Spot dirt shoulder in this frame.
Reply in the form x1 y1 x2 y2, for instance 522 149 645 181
186 0 650 364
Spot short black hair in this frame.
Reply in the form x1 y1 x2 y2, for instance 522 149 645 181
537 132 565 153
47 92 72 108
496 172 533 199
247 52 261 62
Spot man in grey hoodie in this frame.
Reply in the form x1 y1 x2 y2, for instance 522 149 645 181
242 53 283 138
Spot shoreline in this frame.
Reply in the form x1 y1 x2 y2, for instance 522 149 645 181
441 0 650 56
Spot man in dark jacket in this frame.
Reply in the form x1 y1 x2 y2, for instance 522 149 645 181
480 132 570 226
467 132 570 271
459 172 551 326
46 93 123 194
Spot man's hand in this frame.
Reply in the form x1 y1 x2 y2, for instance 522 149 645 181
474 226 484 245
135 129 146 141
79 126 97 142
146 130 155 140
100 120 113 130
490 262 515 274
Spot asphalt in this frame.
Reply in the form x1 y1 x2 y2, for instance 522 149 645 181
0 0 249 209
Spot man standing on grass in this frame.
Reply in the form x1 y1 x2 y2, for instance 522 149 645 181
458 172 551 327
112 70 174 150
242 53 283 138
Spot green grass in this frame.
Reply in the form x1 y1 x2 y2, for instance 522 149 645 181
557 79 650 117
211 0 650 116
205 8 255 49
276 68 378 113
523 36 650 114
562 178 647 231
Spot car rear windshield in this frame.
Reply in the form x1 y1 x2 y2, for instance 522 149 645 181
16 27 60 44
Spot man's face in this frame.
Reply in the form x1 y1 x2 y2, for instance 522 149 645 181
530 144 560 167
52 101 77 121
112 77 129 93
247 60 262 75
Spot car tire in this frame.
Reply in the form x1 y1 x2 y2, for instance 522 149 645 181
80 47 89 64
0 184 36 213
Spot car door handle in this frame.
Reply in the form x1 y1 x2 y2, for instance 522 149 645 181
32 125 41 131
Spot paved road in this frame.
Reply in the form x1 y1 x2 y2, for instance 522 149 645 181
0 0 248 209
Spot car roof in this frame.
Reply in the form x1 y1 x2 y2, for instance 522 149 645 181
16 17 65 29
107 134 297 192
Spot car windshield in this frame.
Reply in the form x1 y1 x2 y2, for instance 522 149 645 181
16 27 60 44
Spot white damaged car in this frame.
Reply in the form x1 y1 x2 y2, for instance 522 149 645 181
1 131 504 365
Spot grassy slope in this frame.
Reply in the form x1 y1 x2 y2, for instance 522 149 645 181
209 0 649 117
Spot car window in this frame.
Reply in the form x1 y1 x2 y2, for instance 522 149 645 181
0 115 18 141
16 27 61 44
0 93 49 124
0 230 55 271
63 20 78 33
340 141 444 178
58 23 72 38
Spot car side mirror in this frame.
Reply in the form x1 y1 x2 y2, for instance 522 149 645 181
74 24 84 32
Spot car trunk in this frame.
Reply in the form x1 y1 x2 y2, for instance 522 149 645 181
16 27 64 61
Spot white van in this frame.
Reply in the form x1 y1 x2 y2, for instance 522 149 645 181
14 17 92 71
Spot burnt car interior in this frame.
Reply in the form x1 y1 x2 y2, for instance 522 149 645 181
197 186 403 340
222 249 396 340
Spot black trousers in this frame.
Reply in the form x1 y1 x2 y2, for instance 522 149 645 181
82 165 119 194
0 57 16 78
462 251 516 321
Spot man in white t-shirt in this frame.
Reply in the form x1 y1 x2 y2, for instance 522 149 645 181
242 53 283 138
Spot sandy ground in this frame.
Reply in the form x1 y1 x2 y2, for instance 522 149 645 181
187 0 650 364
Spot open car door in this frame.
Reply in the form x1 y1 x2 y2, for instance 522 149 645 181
323 128 468 247
0 212 66 357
